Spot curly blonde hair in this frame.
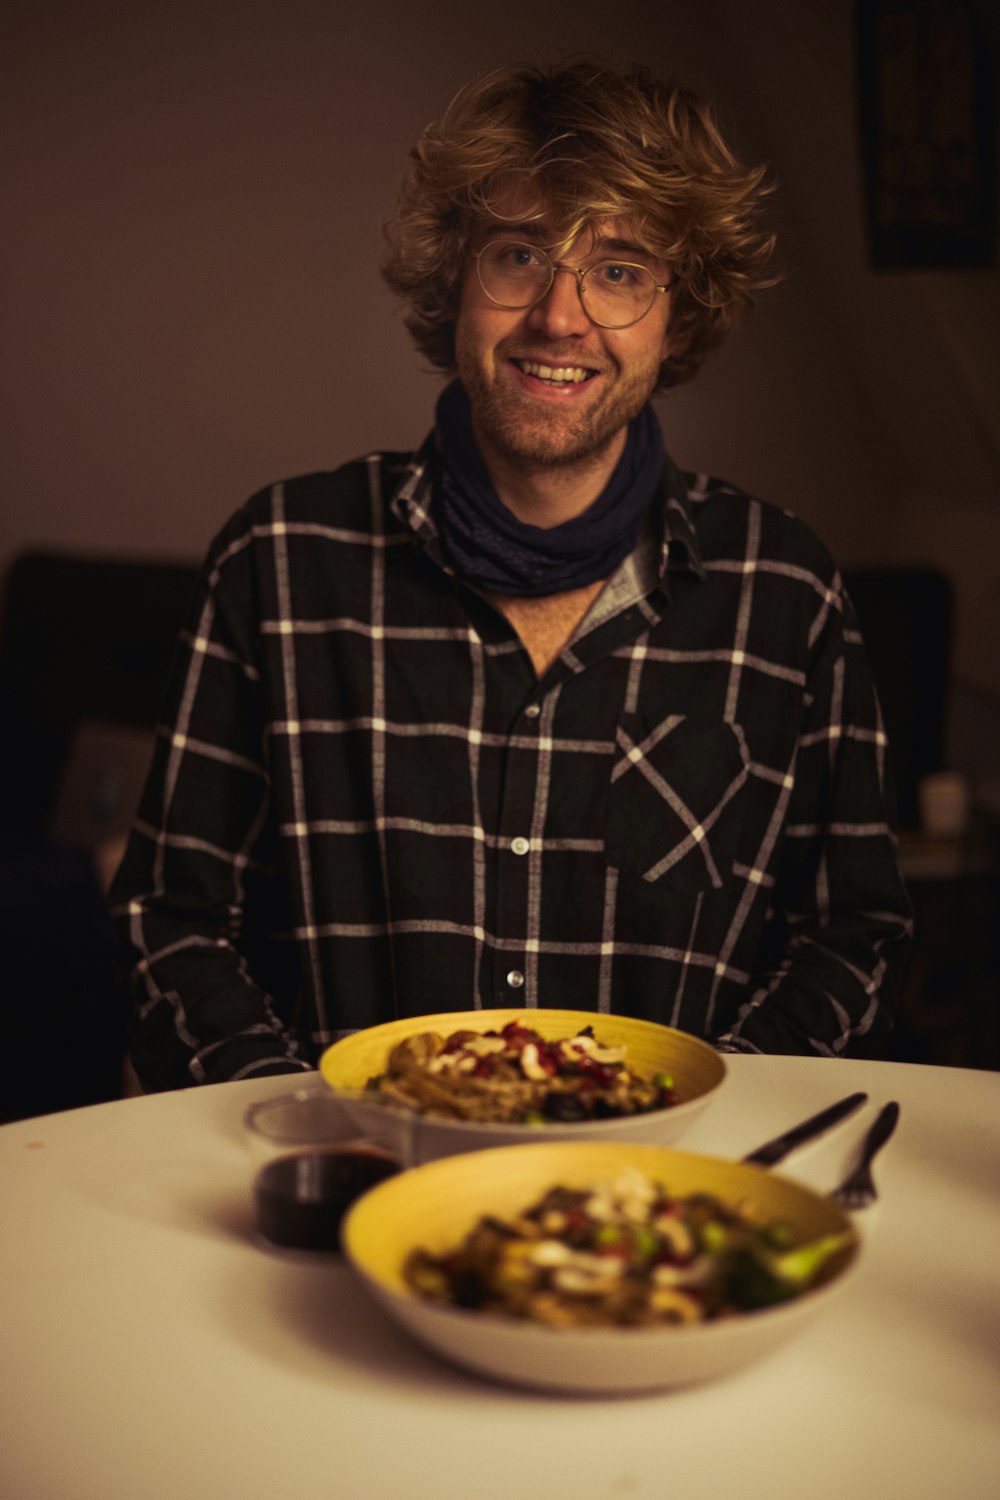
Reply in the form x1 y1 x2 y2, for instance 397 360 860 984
382 61 777 389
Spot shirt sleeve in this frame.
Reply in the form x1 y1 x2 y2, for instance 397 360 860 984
109 519 311 1091
713 578 913 1057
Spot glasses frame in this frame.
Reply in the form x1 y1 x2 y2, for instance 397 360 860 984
472 241 671 330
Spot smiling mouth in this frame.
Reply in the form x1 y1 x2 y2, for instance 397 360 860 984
514 358 598 386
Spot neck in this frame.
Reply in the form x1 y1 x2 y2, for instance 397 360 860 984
471 419 627 528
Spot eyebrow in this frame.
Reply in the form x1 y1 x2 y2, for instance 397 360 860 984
484 221 549 241
483 224 660 265
593 236 658 262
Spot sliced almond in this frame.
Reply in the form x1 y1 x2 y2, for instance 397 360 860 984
463 1034 508 1056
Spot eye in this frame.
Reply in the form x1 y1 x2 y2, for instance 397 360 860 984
489 241 546 271
593 260 644 289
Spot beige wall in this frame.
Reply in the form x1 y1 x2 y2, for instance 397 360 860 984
4 0 999 691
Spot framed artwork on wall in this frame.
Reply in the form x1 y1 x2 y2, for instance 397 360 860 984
857 0 996 267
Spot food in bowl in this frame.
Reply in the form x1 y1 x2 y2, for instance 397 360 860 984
342 1141 860 1392
366 1020 678 1124
403 1166 851 1329
321 1010 727 1162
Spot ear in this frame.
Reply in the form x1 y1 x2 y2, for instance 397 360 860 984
659 293 682 371
658 298 674 361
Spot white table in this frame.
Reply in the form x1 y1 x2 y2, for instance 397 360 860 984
2 1056 998 1500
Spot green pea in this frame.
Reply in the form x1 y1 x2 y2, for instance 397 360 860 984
699 1220 729 1255
631 1225 661 1261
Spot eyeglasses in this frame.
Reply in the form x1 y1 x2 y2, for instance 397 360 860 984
473 239 671 329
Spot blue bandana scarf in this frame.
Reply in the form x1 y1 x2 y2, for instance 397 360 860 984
431 380 665 597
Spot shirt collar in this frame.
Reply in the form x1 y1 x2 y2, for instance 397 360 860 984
391 432 438 539
656 448 705 583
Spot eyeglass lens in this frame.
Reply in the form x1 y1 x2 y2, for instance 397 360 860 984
477 242 658 328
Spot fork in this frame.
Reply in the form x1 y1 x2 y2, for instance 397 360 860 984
829 1100 900 1210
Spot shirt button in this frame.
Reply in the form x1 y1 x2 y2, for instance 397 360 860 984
524 703 541 719
506 969 525 989
510 836 530 856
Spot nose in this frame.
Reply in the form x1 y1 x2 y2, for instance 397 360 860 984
526 264 591 338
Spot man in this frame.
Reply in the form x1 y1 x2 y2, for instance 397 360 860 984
111 61 911 1091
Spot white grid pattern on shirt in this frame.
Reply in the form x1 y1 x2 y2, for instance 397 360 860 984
111 445 912 1087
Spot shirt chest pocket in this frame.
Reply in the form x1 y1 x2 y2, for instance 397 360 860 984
604 713 750 894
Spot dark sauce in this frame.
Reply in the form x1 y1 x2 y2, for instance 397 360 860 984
254 1148 400 1251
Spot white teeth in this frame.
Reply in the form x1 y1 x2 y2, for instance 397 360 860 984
518 360 592 384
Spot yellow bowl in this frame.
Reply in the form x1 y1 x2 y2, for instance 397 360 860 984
343 1140 861 1394
320 1009 726 1164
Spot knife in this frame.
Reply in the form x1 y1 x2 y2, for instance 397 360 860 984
742 1090 869 1167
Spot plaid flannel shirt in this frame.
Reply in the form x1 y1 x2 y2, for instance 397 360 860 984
111 437 912 1089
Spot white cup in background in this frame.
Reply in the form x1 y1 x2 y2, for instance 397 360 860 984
917 771 970 840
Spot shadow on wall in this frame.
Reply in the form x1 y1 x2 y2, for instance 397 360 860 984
843 566 953 831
